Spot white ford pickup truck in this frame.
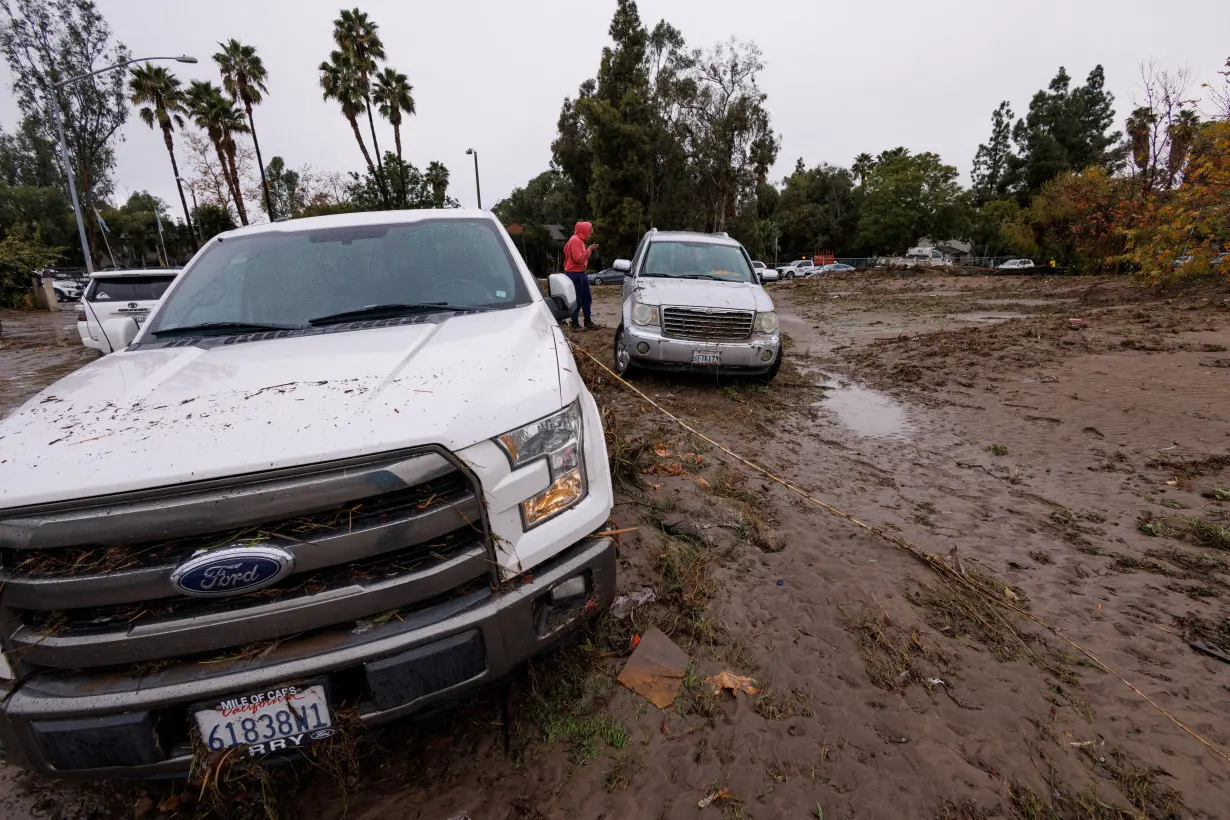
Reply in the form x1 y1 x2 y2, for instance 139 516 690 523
0 210 615 776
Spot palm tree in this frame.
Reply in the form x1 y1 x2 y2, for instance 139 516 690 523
852 152 874 185
185 81 249 225
215 40 273 220
372 67 415 206
320 50 378 186
425 161 449 207
129 64 196 249
1165 109 1200 189
333 8 389 206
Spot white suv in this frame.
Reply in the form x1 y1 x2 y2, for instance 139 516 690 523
78 269 179 353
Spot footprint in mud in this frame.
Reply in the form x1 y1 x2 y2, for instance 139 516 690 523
1082 426 1105 439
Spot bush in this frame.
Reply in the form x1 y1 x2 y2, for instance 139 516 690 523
0 227 62 308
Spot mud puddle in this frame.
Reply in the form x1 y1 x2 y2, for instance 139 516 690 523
802 366 914 439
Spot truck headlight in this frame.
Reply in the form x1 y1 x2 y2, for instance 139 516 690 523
495 401 588 528
631 301 659 327
754 311 779 333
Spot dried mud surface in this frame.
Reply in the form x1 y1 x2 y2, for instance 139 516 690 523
2 275 1229 819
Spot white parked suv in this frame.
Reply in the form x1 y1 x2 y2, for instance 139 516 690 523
77 268 179 353
777 259 815 279
613 229 781 380
0 210 615 777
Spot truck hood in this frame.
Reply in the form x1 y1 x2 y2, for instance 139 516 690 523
631 278 772 312
0 306 564 509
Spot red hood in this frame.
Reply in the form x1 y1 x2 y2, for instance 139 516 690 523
573 221 592 242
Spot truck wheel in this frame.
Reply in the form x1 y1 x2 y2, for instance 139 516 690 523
612 325 642 379
756 351 782 383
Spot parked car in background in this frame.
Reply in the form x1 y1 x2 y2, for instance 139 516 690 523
50 279 82 302
78 268 179 354
0 209 616 777
814 263 855 277
613 229 781 380
778 259 815 279
997 258 1036 271
756 262 779 282
589 268 627 285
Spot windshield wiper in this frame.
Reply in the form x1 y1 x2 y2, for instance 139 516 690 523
151 321 301 337
676 273 724 280
308 302 476 326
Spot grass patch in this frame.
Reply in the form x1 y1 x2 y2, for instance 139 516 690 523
844 609 951 692
751 687 815 720
985 444 1010 456
521 645 628 766
602 749 645 791
1202 487 1230 501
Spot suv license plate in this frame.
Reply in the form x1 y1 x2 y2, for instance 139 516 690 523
195 684 334 756
692 351 720 366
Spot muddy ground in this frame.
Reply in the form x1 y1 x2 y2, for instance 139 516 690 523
1 274 1228 819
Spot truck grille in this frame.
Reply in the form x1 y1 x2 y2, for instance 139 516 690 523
661 307 754 341
0 449 490 671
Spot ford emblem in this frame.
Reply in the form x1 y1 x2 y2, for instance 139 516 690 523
170 546 295 597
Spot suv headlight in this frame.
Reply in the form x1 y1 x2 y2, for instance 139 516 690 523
495 401 587 528
754 311 779 333
631 301 659 327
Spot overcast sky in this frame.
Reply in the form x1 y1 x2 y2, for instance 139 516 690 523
2 0 1228 221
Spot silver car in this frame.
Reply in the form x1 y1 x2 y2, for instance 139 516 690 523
613 230 782 380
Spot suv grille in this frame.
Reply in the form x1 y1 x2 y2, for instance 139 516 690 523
0 449 489 671
661 307 754 341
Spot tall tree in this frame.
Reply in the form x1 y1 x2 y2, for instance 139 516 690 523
185 80 249 225
1165 109 1200 188
128 63 195 247
971 101 1014 202
333 8 389 207
1125 105 1157 191
372 67 415 207
264 156 302 218
550 79 596 219
856 149 971 254
1 0 130 264
851 152 874 185
424 161 449 207
0 115 60 187
214 39 273 219
319 50 378 192
1006 65 1123 197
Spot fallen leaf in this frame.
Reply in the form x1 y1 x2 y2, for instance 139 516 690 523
158 794 182 812
694 475 711 489
653 444 673 458
1165 479 1178 486
134 796 155 818
698 788 729 809
706 670 760 697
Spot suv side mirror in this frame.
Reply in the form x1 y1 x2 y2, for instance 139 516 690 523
613 259 631 273
102 316 139 351
547 273 577 321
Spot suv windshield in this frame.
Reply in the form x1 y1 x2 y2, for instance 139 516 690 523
87 275 175 302
146 218 529 333
643 241 755 283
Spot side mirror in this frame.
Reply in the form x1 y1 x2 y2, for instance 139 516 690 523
613 259 631 273
102 316 139 351
547 273 577 321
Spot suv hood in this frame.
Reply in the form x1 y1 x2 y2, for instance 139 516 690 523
632 278 772 312
0 306 563 509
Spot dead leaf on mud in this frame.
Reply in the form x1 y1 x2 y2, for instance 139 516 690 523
694 475 711 489
616 627 689 708
653 443 673 457
706 670 761 697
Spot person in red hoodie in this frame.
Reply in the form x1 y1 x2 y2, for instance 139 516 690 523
563 221 599 331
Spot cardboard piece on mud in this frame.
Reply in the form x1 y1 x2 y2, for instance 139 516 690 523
617 627 689 708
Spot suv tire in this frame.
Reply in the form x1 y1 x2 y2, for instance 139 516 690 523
756 351 782 383
612 325 642 379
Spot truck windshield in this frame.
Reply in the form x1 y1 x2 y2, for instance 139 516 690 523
146 218 529 333
643 241 756 283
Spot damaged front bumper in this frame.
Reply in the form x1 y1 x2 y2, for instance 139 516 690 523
0 535 615 778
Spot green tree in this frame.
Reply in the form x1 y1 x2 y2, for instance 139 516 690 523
214 39 273 219
1125 105 1157 192
0 182 74 249
372 67 415 207
0 225 60 307
193 202 236 242
851 152 874 185
264 156 302 218
971 101 1014 202
128 64 195 245
856 149 971 254
333 8 389 207
494 170 579 273
550 79 595 219
320 50 378 192
774 161 859 257
185 81 249 225
1 0 130 265
424 161 449 208
1006 65 1123 197
345 151 457 212
0 116 59 187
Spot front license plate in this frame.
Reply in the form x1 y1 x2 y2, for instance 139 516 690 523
195 684 334 756
692 351 721 366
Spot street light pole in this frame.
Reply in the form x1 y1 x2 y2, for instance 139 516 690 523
465 148 481 209
48 54 196 274
176 176 203 245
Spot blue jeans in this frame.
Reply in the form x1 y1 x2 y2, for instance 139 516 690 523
567 271 592 326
